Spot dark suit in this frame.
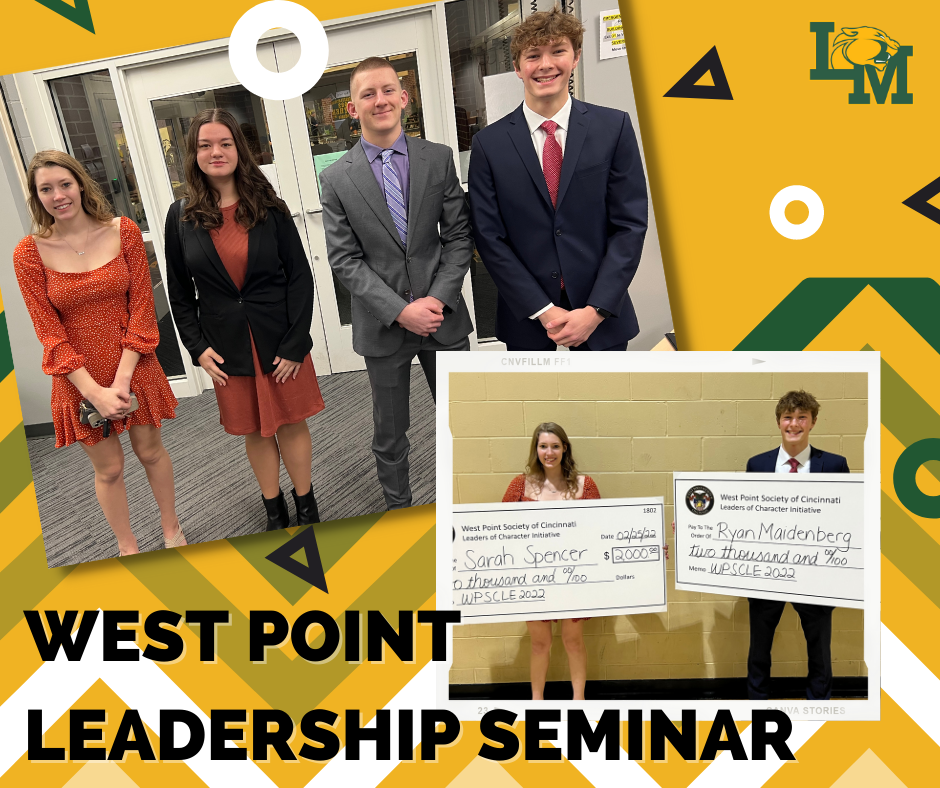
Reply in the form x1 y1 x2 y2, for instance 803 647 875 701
745 445 850 700
468 99 648 350
164 201 313 376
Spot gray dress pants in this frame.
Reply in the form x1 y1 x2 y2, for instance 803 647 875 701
364 332 470 509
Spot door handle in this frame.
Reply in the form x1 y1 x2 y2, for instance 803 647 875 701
305 208 321 214
291 211 300 218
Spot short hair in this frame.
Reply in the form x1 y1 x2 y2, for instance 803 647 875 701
349 57 398 93
26 150 114 237
511 7 585 67
775 390 820 423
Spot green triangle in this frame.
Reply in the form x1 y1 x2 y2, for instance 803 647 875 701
33 0 96 34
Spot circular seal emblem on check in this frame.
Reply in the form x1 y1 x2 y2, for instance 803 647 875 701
686 485 714 515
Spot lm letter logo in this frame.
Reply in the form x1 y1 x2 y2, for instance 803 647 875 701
810 23 912 104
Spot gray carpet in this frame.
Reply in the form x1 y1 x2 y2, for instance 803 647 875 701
26 367 435 567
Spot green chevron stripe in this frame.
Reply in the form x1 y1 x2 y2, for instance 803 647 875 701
870 279 940 355
0 536 73 643
735 279 867 350
228 512 383 605
0 426 34 513
0 311 13 382
126 524 435 715
882 493 940 611
735 278 940 352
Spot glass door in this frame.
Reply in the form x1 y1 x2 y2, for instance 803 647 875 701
123 5 470 383
123 45 332 393
274 6 469 372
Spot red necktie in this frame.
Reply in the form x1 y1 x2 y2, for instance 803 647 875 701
787 458 800 473
541 120 565 289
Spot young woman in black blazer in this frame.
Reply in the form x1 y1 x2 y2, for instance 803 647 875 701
165 108 325 530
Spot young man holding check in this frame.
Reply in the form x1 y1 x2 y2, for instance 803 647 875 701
745 390 850 700
469 8 648 351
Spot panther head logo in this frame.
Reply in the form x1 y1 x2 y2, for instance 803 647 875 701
831 26 900 72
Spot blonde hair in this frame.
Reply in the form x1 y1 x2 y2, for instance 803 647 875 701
26 150 114 237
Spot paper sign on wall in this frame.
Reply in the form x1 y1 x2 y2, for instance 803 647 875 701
600 10 627 60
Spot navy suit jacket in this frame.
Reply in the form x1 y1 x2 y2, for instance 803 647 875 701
746 446 850 474
468 99 648 349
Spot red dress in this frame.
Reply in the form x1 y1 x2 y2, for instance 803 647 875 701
13 217 177 448
501 474 601 623
210 202 325 437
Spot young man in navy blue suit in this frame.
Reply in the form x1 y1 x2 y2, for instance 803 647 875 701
745 390 850 700
468 9 648 351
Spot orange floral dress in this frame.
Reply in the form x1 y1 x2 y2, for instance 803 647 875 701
502 474 600 623
13 217 178 448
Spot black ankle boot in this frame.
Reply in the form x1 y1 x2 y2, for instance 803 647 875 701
291 486 320 526
262 490 290 531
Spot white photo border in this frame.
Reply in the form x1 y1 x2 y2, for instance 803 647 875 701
435 351 881 723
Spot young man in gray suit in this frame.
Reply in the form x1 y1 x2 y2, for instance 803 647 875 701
320 57 473 509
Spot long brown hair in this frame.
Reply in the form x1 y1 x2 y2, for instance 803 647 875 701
524 422 580 499
26 150 114 237
181 108 288 229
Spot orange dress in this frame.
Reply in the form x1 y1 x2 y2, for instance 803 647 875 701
502 474 600 623
210 201 325 437
502 474 601 502
13 217 178 448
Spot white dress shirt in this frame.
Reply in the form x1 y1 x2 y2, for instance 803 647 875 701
775 444 811 474
522 97 573 320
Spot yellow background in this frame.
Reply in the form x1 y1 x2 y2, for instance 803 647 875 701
1 0 938 785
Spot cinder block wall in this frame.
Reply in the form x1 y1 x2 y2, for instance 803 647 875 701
449 371 867 685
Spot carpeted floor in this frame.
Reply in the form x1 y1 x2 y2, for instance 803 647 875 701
26 367 435 568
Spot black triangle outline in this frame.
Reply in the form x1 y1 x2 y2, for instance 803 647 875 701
264 526 329 593
902 175 940 226
664 46 733 100
33 0 96 34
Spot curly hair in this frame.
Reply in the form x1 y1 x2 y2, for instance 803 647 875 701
26 150 114 237
511 6 585 68
775 390 820 422
181 108 288 230
524 422 580 499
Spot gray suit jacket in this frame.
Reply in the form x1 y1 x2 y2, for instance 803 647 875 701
319 136 474 357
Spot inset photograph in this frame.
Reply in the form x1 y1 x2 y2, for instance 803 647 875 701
436 352 879 720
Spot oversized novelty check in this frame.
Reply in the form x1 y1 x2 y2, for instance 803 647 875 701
452 497 666 623
673 472 865 608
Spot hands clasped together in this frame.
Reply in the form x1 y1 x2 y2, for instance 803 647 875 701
539 305 604 348
396 296 446 337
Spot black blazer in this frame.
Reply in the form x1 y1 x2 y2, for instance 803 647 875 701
164 200 314 376
746 446 850 473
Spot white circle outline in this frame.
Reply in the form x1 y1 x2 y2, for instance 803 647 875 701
229 1 329 101
769 185 824 240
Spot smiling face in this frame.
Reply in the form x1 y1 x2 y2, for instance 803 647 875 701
348 65 408 145
33 165 84 222
777 408 816 456
195 122 238 181
536 432 566 472
515 38 580 114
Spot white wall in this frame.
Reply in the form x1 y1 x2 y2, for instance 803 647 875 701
0 85 51 426
577 0 673 350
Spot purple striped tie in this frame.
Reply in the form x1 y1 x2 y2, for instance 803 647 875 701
382 149 408 246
